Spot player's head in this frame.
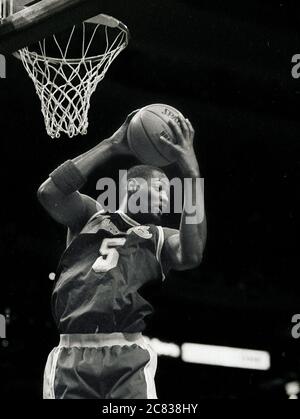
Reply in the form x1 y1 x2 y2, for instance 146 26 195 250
122 165 170 224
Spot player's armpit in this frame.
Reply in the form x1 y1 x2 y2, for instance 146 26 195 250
37 179 101 231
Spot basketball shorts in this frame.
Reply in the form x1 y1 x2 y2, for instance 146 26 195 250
43 333 158 399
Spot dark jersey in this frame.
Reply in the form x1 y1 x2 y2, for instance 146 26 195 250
52 210 165 334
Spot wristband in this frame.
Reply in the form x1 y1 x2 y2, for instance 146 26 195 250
50 160 87 195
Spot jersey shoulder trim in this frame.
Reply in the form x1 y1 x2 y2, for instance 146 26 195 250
156 226 166 282
85 209 107 225
116 210 140 227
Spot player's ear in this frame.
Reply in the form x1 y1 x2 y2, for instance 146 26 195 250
127 178 140 193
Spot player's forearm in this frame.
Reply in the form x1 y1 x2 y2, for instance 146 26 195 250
72 138 119 178
37 138 118 222
178 154 207 267
39 137 119 199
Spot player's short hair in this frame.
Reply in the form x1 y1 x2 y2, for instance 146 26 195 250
127 165 166 183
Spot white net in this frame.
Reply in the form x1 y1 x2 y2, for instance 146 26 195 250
0 0 129 138
18 19 129 138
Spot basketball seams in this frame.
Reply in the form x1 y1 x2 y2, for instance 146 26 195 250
128 104 183 166
129 116 171 166
127 121 150 164
146 104 184 119
145 103 183 116
146 108 182 147
140 111 173 164
146 108 181 127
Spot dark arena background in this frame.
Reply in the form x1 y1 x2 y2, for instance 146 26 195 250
0 0 299 400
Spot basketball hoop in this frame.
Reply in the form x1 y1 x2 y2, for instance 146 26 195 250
21 16 129 139
1 1 129 138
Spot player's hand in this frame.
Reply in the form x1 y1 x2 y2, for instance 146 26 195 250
109 110 140 155
159 115 199 174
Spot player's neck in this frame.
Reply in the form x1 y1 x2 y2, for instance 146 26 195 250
118 199 162 225
117 203 140 224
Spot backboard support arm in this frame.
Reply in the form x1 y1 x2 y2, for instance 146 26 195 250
0 0 112 54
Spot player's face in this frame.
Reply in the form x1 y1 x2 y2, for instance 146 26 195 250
146 173 170 221
126 171 170 225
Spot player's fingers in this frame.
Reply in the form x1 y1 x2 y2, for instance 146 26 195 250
186 118 195 141
178 115 189 138
168 119 183 144
159 133 172 145
125 109 140 124
186 118 194 133
159 133 179 151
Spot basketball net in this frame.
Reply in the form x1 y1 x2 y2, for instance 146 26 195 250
0 1 129 138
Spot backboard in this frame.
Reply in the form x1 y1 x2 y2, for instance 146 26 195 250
0 0 112 54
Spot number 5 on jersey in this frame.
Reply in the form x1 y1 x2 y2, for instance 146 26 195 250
92 238 126 273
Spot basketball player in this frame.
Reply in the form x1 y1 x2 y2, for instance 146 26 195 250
38 110 207 399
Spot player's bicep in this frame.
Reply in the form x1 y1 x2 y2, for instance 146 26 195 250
67 195 102 241
38 179 100 230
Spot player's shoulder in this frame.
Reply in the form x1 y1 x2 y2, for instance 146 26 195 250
87 209 109 223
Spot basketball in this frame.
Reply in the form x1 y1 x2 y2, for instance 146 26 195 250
127 104 185 167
